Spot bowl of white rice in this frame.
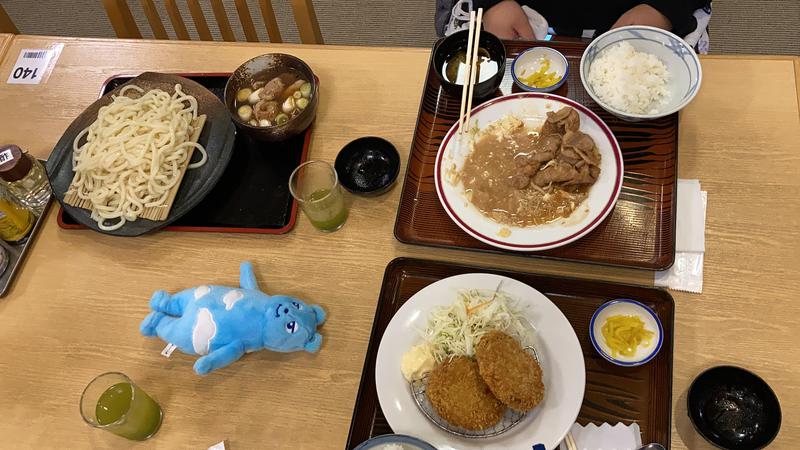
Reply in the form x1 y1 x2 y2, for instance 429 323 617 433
353 434 436 450
580 25 702 121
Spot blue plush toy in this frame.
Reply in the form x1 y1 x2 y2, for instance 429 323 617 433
140 261 325 375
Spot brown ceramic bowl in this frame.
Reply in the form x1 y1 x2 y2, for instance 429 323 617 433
225 53 318 142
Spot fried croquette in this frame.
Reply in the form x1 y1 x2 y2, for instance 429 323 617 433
476 330 545 411
426 356 505 430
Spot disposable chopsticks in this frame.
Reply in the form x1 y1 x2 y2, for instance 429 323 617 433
462 8 483 137
457 10 477 138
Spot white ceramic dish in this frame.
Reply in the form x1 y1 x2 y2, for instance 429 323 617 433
589 299 664 366
375 273 585 450
353 434 437 450
434 93 623 252
580 25 702 121
511 47 568 93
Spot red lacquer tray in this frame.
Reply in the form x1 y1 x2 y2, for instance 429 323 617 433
395 40 678 269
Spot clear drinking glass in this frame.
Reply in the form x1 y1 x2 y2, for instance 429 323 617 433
80 372 163 441
289 160 348 232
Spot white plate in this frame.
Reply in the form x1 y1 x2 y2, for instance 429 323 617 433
375 273 585 450
434 93 623 251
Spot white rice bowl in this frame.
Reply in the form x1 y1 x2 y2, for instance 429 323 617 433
580 25 702 121
587 41 670 115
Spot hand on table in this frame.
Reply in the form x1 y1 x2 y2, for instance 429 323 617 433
483 0 535 40
612 4 672 31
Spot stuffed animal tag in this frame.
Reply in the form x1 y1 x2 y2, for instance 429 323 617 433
141 261 326 375
161 343 177 358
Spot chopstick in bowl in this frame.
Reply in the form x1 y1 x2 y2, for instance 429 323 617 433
462 7 483 137
458 10 476 138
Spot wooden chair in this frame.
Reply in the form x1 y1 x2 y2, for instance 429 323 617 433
0 3 19 33
102 0 323 44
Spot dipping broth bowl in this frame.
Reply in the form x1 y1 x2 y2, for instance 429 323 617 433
688 366 781 450
225 53 318 142
432 29 506 100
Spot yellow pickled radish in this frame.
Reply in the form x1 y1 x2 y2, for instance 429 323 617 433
601 314 654 358
520 58 560 88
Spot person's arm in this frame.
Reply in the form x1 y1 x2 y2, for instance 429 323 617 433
475 0 535 40
614 0 705 36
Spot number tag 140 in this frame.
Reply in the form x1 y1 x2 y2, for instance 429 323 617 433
7 46 63 85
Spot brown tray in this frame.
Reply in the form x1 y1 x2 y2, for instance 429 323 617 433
346 258 674 449
395 39 678 270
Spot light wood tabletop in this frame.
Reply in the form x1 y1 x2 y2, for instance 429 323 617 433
0 36 798 449
0 33 12 62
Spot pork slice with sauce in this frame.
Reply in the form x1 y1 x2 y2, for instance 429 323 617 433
564 164 600 186
542 106 580 135
533 162 579 186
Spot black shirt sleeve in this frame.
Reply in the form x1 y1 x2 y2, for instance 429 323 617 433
642 0 706 36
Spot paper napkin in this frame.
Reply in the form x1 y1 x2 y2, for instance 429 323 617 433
558 422 642 450
654 179 707 293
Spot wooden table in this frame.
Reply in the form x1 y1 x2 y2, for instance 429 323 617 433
0 36 798 449
0 33 12 63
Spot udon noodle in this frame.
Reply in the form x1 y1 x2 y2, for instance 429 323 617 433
69 84 207 231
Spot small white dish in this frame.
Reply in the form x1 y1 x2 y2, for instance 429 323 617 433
590 299 664 366
511 47 568 93
353 433 436 450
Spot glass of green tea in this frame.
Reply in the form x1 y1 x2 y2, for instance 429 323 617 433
80 372 162 441
289 160 348 232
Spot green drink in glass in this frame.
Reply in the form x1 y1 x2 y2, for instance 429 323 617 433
81 372 162 440
289 161 349 232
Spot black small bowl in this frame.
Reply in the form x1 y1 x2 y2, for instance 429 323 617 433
334 137 400 196
688 366 781 450
433 29 506 100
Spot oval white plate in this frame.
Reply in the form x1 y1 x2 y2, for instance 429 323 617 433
375 273 585 450
435 93 623 251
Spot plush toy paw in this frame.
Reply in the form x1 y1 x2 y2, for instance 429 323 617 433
193 357 213 376
140 311 164 336
304 332 323 353
312 304 326 326
149 290 171 310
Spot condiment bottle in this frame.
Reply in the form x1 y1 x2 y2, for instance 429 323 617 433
0 185 34 244
0 144 51 216
0 243 8 276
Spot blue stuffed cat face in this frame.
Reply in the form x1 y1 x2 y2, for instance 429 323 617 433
265 295 324 353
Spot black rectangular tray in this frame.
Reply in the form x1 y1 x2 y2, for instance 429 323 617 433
57 73 312 234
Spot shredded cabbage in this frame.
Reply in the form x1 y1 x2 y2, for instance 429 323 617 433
421 287 533 363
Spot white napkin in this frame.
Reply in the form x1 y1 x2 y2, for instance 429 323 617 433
558 422 642 450
654 179 707 293
444 2 549 40
522 6 550 40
